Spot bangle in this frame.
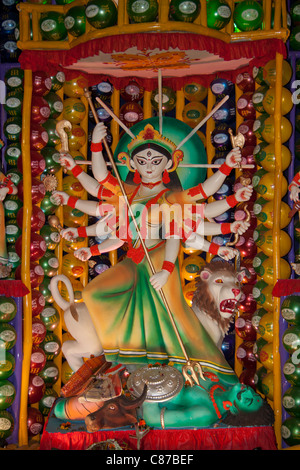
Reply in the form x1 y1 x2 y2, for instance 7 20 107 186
98 172 111 185
219 162 232 176
68 196 78 208
289 182 299 191
98 172 116 186
208 243 220 255
292 172 300 185
91 142 103 152
162 261 175 274
90 244 101 256
77 226 87 238
221 223 231 234
226 194 238 208
71 165 83 177
187 183 207 199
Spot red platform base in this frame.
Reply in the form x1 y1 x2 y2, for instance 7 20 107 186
40 410 277 450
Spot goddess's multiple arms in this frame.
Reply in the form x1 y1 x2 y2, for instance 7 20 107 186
203 185 253 219
53 120 253 288
60 213 116 241
167 147 245 204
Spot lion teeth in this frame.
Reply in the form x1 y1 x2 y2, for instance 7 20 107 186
220 299 237 312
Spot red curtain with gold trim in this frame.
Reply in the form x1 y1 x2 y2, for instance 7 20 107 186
18 34 287 91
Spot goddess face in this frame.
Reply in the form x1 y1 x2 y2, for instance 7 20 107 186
130 147 172 183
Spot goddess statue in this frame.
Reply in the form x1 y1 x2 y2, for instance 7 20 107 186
52 117 275 430
52 120 251 381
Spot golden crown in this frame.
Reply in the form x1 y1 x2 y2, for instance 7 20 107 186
118 123 183 173
127 124 177 155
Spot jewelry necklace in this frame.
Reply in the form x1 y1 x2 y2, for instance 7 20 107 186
140 180 162 189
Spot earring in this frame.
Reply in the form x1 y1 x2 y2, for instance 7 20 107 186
133 169 141 184
162 170 170 184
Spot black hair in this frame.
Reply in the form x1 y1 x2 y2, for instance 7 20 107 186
131 142 173 160
221 398 274 427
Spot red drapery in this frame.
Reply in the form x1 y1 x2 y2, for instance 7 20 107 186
40 425 278 451
18 34 287 91
0 280 29 297
272 280 300 298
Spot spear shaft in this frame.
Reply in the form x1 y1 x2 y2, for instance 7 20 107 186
84 88 205 385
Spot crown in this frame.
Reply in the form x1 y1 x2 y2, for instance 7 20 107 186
127 124 177 156
118 123 184 173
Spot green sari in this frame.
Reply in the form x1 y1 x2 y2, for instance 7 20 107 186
82 192 238 388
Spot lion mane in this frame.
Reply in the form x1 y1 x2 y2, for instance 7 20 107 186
192 261 237 335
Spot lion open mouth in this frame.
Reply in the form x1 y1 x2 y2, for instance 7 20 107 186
220 299 238 313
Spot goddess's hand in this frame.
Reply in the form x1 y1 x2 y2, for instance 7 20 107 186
234 185 253 202
59 153 76 170
150 270 170 291
51 191 69 206
92 122 107 143
231 220 250 235
225 147 242 168
60 228 79 241
290 184 300 202
218 246 239 261
74 247 92 261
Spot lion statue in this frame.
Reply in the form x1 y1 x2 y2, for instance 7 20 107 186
191 260 247 350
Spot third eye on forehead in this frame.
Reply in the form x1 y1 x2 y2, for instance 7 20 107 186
135 154 165 165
